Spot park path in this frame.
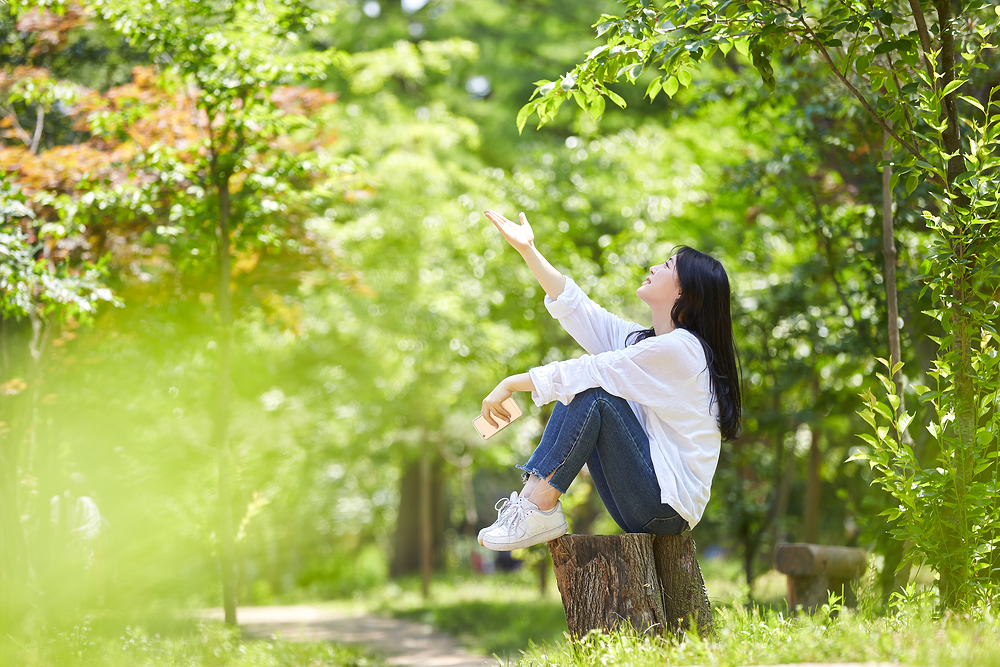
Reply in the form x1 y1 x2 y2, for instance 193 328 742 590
197 605 497 666
198 606 902 667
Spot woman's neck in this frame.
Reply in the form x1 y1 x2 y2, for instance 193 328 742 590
652 308 675 336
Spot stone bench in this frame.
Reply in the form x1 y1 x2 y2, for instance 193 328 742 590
547 534 712 638
775 543 868 611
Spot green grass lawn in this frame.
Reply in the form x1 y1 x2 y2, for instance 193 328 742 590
518 600 1000 667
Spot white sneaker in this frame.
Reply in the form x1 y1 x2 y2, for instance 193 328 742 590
478 492 520 546
481 497 568 551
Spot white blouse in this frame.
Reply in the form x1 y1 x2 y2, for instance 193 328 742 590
527 276 721 528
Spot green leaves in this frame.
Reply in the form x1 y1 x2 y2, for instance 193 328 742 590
749 43 775 92
663 76 679 98
515 104 533 134
0 174 118 320
940 78 967 98
873 39 915 56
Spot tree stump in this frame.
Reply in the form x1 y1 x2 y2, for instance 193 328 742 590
775 543 867 611
548 534 712 638
651 535 713 634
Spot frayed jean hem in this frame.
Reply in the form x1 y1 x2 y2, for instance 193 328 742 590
515 463 569 494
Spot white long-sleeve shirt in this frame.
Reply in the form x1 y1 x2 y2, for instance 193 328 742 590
527 276 721 528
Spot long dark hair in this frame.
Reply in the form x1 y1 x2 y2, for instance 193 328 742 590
625 246 743 441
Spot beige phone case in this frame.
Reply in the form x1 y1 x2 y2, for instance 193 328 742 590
473 397 523 439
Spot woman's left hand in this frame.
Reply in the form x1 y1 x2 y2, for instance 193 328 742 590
481 378 514 428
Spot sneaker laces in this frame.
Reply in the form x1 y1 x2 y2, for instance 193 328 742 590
493 492 519 528
504 497 533 539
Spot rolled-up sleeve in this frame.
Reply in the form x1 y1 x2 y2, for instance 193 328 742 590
527 330 703 409
527 366 556 407
543 278 587 319
544 277 643 355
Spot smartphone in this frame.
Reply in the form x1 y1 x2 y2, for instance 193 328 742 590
473 397 523 440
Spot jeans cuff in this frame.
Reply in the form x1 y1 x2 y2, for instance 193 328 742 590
515 463 569 494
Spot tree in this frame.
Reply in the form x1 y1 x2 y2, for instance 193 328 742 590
84 0 349 623
1 3 121 614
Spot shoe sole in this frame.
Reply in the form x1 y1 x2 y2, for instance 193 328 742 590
481 521 568 552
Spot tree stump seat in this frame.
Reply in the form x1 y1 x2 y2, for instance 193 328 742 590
774 543 868 611
547 534 712 638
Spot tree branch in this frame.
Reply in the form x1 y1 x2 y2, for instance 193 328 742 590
935 0 962 191
907 0 938 86
865 4 919 142
29 105 44 155
1 108 34 147
795 16 925 161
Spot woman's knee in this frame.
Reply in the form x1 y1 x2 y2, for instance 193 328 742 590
576 386 616 401
566 387 621 412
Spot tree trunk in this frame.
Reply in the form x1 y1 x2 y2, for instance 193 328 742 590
213 161 238 626
549 534 712 638
803 425 821 543
391 457 444 578
935 0 973 611
768 442 796 565
879 127 913 604
881 127 905 410
419 440 432 598
537 552 548 597
459 465 477 536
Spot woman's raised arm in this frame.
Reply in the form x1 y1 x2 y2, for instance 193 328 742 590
484 210 565 300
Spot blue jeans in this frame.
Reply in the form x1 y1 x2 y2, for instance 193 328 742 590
518 387 689 535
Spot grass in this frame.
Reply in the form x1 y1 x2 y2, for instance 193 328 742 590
7 555 997 666
346 556 999 667
517 599 1000 666
0 618 380 667
346 553 784 661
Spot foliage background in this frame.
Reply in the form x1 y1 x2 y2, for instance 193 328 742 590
1 0 993 631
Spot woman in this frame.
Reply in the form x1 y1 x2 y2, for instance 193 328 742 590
478 210 741 551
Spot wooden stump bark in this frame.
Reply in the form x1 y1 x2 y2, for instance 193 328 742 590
651 535 713 634
548 534 712 638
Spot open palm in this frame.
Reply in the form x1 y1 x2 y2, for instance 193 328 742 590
485 210 535 254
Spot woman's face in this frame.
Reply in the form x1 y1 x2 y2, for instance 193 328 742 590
637 255 681 309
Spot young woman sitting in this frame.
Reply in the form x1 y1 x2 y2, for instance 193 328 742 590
478 210 742 551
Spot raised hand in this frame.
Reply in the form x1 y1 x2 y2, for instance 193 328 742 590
484 210 534 255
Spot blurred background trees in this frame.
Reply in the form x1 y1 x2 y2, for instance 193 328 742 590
1 0 992 624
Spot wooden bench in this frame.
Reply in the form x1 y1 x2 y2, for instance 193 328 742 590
547 534 712 638
775 543 867 611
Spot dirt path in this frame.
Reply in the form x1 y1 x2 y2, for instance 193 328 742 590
197 605 497 666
